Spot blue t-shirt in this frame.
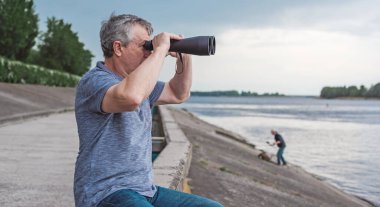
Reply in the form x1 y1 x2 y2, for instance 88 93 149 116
74 61 165 207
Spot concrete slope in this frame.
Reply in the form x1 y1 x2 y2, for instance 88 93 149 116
0 82 75 124
169 107 374 207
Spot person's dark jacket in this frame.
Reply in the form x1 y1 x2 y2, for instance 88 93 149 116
275 133 286 148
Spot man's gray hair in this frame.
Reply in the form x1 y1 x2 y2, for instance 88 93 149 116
100 14 153 58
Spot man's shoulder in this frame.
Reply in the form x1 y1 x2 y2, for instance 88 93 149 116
81 65 111 81
78 65 117 89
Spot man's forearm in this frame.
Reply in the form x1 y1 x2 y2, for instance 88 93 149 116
126 48 167 101
168 54 192 101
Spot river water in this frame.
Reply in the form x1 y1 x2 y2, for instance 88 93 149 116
174 96 380 206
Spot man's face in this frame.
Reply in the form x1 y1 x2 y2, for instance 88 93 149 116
121 24 151 73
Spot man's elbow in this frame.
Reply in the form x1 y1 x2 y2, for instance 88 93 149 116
116 91 144 112
174 92 190 104
127 97 142 111
129 93 146 110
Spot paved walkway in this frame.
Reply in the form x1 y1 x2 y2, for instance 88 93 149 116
0 112 78 207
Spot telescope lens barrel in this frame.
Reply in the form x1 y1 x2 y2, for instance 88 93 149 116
143 36 215 56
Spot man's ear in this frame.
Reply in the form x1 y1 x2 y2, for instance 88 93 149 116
113 41 123 57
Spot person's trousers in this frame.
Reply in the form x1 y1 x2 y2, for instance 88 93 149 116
277 147 287 165
97 186 224 207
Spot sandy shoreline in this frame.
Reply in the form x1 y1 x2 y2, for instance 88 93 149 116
168 107 375 207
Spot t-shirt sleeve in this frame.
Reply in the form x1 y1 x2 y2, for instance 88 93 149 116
78 70 119 114
148 81 165 107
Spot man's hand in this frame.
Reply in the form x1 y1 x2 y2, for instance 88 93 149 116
167 34 184 58
152 32 182 55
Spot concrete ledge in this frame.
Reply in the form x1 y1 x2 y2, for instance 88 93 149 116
0 107 74 126
153 106 192 191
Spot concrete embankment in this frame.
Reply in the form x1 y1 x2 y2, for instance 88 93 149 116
168 107 374 207
0 82 75 125
0 82 374 207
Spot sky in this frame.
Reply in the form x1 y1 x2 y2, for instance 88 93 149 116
33 0 380 95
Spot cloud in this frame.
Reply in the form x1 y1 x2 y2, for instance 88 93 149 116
159 1 380 95
160 27 380 95
278 0 380 36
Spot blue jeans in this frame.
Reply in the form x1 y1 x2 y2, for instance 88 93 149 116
277 147 287 165
97 186 224 207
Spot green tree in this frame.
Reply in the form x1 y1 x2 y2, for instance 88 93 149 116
359 85 367 97
366 83 380 98
37 17 93 75
25 48 39 64
321 87 334 98
0 0 39 60
320 84 380 98
347 85 359 97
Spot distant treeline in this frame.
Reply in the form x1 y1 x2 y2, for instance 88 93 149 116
320 83 380 99
191 90 285 97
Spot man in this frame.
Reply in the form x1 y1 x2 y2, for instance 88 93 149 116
74 14 223 207
270 129 287 166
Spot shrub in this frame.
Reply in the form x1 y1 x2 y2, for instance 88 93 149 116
0 56 80 87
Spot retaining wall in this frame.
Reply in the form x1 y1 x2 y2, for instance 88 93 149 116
153 106 192 191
